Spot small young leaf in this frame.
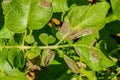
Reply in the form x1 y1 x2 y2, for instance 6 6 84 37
25 35 35 44
39 33 56 45
56 31 63 40
39 33 48 45
26 48 41 59
48 35 56 44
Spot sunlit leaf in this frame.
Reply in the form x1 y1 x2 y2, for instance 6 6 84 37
52 0 69 12
65 1 110 31
110 0 120 21
25 35 35 44
75 46 115 71
2 0 53 33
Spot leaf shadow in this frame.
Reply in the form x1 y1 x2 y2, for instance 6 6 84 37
0 0 4 30
98 20 120 58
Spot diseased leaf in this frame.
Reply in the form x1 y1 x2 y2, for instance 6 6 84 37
75 46 115 71
67 28 93 40
41 49 55 67
64 55 80 73
2 0 53 33
60 21 70 35
65 1 110 31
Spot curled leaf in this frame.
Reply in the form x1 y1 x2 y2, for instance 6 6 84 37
67 28 93 40
41 49 55 67
44 49 55 66
64 55 80 73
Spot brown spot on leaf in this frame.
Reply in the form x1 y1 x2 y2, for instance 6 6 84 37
76 62 86 69
41 0 52 7
64 55 80 73
60 21 69 34
89 49 100 63
26 59 41 72
67 28 93 40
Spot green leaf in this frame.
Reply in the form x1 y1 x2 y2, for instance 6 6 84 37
17 51 25 68
75 46 115 71
65 1 110 31
39 33 56 45
0 26 14 38
39 33 49 45
0 39 5 46
0 49 8 62
0 68 27 80
0 61 12 74
8 48 25 68
52 0 69 12
110 0 120 21
48 35 56 44
2 0 53 33
25 34 35 44
80 69 97 80
26 47 41 59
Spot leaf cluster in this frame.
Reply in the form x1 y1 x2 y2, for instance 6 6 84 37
0 0 120 80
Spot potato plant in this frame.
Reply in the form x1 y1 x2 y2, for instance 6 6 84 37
0 0 120 80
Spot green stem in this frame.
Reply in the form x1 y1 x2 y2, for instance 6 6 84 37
0 45 74 50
